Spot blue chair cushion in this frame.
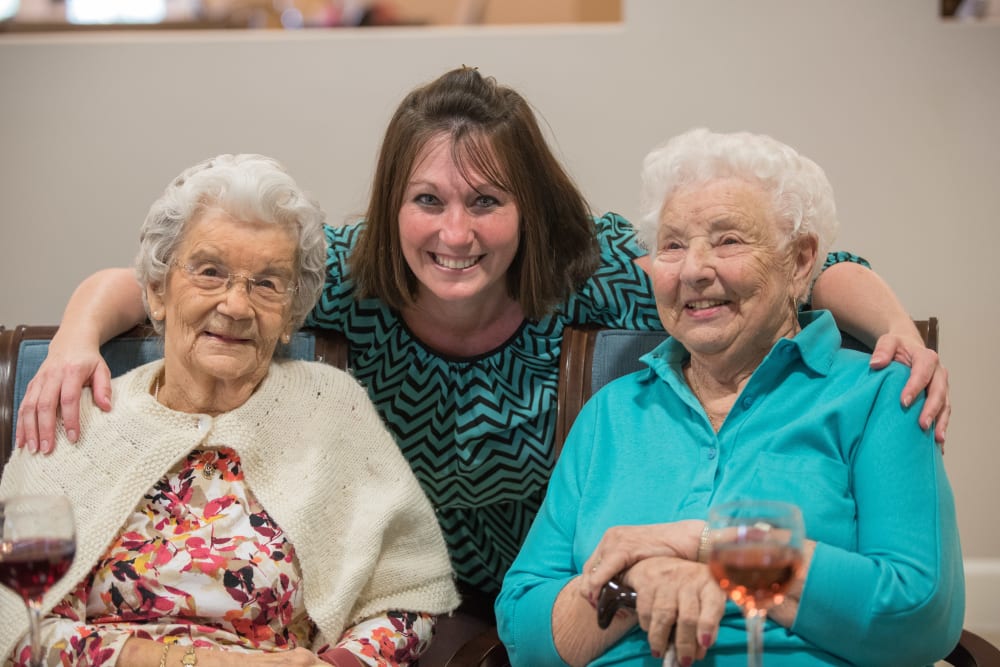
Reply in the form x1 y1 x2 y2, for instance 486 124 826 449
11 331 316 446
590 330 669 395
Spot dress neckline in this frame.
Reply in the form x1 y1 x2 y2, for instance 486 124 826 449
396 313 531 363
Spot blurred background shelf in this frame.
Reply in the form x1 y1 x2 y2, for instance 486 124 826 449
0 0 622 32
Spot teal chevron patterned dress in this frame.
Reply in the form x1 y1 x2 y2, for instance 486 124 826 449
306 213 866 594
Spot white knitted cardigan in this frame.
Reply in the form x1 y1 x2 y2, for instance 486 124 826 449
0 359 459 657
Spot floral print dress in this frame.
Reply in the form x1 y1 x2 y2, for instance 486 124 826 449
7 448 433 667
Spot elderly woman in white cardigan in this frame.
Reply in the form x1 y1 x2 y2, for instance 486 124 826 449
0 154 458 667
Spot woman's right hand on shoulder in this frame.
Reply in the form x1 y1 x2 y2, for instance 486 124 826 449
16 267 147 454
16 334 111 454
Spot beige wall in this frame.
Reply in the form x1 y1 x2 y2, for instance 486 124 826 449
1 0 997 636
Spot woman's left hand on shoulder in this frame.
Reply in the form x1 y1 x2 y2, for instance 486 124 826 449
870 332 950 446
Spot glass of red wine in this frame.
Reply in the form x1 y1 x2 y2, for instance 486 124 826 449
0 494 76 667
707 500 803 667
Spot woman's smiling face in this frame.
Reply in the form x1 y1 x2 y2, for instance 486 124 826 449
148 210 298 396
398 133 520 311
651 178 812 361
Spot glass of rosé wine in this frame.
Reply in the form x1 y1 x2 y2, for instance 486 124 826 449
707 500 803 667
0 495 76 667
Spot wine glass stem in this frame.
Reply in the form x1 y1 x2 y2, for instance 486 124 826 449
745 609 766 667
26 597 44 667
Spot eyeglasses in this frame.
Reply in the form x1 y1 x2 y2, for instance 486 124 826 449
173 261 297 306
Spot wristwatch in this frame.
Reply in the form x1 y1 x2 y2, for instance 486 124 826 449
181 647 197 667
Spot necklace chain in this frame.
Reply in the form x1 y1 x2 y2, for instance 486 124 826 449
686 366 728 430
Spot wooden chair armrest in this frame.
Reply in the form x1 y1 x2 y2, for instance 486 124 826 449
945 629 1000 667
443 626 509 667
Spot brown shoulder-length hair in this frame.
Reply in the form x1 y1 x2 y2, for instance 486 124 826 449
350 66 600 320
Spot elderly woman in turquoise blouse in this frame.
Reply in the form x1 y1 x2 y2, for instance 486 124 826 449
496 129 964 667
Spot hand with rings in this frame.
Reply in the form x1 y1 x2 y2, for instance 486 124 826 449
580 520 705 607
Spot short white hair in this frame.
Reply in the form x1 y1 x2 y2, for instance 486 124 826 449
636 128 839 287
134 153 327 332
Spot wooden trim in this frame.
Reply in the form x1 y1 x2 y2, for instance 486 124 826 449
945 629 1000 667
311 329 350 369
916 316 939 353
0 325 17 467
553 324 600 461
443 626 509 667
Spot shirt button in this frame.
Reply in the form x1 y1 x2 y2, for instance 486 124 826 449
197 415 212 434
742 395 754 409
707 447 717 460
